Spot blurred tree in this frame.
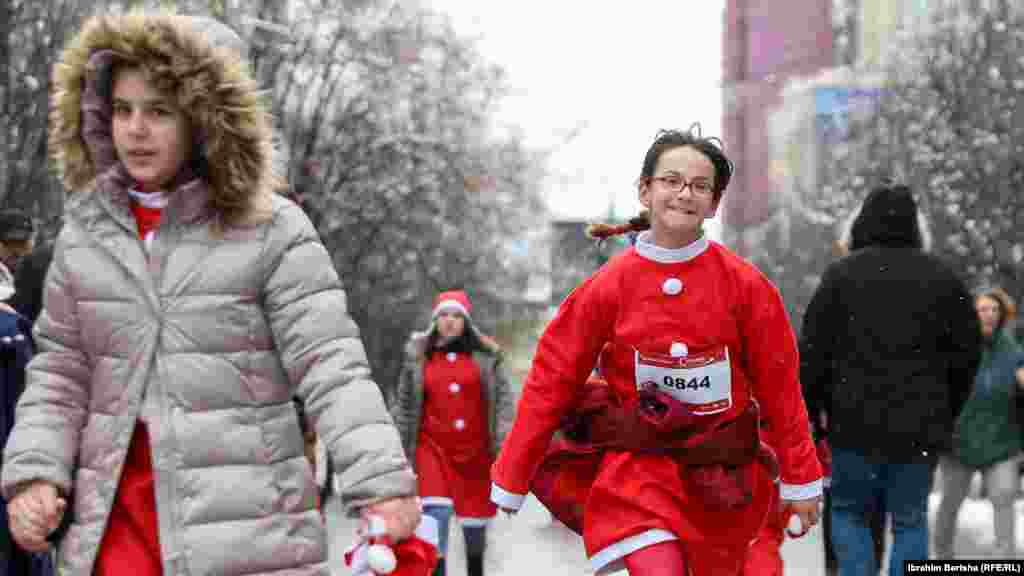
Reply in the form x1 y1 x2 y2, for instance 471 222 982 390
200 0 549 394
2 0 548 394
0 0 101 229
755 0 1024 333
822 0 1023 301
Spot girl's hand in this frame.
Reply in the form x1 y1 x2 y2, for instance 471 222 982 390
8 481 66 552
362 496 421 541
781 496 822 537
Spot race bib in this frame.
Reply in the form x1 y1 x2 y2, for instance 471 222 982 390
634 345 732 415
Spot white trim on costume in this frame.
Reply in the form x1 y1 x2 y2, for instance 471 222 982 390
781 477 824 501
432 300 470 320
457 516 490 527
589 528 677 575
489 483 525 511
634 231 710 264
420 497 454 508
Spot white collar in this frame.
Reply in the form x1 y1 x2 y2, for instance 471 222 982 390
127 188 169 209
634 231 709 264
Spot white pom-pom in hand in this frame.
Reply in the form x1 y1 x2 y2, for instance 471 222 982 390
366 543 397 574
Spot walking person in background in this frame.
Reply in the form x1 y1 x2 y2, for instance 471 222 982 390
490 126 822 575
392 290 515 576
11 240 54 327
0 210 36 278
934 287 1024 559
0 213 53 576
814 211 887 576
1 11 420 576
801 183 982 575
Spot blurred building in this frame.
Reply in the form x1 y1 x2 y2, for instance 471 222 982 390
719 0 959 257
720 0 835 258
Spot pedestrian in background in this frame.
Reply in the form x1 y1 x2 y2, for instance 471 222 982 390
0 210 36 277
0 213 52 576
1 11 419 576
934 286 1024 559
801 183 981 575
816 207 887 575
11 240 53 327
392 290 515 576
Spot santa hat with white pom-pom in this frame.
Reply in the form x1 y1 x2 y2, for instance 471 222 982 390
345 515 440 576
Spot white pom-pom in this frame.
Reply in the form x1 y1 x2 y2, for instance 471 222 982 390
367 543 397 574
787 515 803 534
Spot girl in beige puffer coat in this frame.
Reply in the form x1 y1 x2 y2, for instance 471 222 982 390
1 11 419 576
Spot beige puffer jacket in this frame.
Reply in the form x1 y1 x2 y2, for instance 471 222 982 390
0 12 414 576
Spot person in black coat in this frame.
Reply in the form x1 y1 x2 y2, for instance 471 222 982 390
0 276 54 576
10 242 51 327
800 184 981 573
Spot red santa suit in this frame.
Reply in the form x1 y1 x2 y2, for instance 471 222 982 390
416 347 497 524
490 233 822 575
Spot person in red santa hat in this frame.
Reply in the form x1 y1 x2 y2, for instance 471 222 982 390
391 290 515 576
489 125 823 576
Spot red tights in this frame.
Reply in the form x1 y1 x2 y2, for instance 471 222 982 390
623 541 688 576
622 539 748 576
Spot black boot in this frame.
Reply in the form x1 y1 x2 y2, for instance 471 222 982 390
467 554 484 576
431 557 446 576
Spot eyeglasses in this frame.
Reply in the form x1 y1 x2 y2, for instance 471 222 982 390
650 175 714 197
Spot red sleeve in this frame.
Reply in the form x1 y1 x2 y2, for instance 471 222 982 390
740 270 823 500
490 270 616 503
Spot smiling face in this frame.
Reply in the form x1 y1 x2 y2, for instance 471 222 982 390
111 66 191 191
638 145 721 248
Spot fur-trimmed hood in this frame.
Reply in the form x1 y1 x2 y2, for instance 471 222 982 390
49 12 279 224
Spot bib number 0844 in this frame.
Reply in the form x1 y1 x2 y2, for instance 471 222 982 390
664 375 711 391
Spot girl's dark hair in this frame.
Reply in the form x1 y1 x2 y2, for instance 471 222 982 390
639 124 733 198
587 123 733 241
424 316 491 355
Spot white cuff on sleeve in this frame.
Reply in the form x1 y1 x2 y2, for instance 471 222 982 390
490 483 526 510
780 478 824 501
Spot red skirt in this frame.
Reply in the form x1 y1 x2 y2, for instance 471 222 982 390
416 435 496 519
94 420 162 576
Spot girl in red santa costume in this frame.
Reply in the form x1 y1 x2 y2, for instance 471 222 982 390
489 126 823 575
392 290 515 576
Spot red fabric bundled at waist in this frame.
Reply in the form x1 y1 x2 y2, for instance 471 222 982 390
530 377 779 533
95 420 162 576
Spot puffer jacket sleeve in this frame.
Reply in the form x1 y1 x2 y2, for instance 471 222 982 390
390 339 420 460
2 233 91 499
490 356 516 455
262 201 415 515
